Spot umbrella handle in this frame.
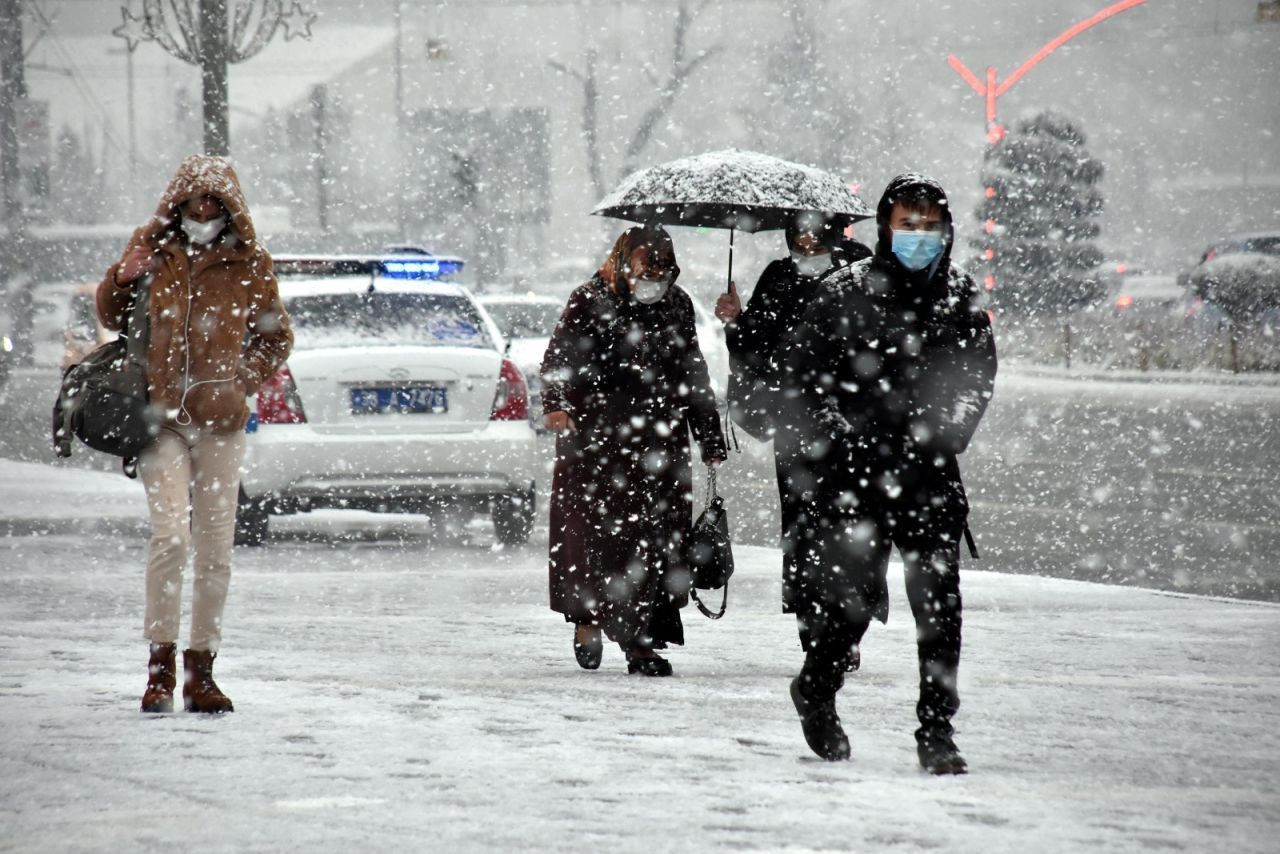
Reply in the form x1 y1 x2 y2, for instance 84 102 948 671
727 225 735 290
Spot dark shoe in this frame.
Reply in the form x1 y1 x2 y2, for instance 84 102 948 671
573 625 602 670
917 732 967 775
182 649 234 714
625 652 673 677
790 676 850 761
140 643 176 714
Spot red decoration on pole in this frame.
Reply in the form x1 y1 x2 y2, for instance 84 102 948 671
947 0 1149 139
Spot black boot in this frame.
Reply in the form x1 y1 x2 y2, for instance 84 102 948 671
917 728 967 775
573 624 602 670
625 650 672 677
790 676 850 761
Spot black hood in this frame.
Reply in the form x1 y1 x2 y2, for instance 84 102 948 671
874 172 955 283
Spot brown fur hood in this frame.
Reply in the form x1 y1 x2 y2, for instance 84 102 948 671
96 155 293 433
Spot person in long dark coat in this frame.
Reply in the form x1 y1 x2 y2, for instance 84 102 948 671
714 212 871 637
781 174 997 773
541 225 727 677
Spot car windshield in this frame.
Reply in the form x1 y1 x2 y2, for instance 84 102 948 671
286 292 493 350
482 301 562 339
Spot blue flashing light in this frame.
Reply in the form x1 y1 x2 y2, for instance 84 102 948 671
380 258 465 280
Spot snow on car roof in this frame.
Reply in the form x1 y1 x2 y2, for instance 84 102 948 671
278 276 470 298
477 293 565 305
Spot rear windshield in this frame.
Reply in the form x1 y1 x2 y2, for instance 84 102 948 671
285 292 493 350
482 301 563 339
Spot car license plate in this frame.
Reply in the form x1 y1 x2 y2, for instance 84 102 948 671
350 386 448 415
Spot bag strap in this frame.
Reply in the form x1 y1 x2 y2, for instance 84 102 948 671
690 582 728 620
722 405 740 454
124 275 150 369
963 523 979 559
702 463 722 511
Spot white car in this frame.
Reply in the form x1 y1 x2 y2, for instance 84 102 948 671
236 255 539 546
477 293 565 425
480 290 729 400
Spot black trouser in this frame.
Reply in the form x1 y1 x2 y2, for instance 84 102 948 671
796 505 965 738
775 427 816 611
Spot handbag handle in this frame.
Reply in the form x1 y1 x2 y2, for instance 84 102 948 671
703 463 718 511
690 583 728 620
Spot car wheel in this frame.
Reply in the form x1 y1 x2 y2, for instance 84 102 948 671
492 488 535 546
235 487 269 547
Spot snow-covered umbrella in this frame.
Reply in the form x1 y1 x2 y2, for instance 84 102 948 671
592 149 873 285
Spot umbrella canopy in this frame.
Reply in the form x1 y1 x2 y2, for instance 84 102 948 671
592 149 873 233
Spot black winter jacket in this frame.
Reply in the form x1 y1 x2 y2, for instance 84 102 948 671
784 255 997 485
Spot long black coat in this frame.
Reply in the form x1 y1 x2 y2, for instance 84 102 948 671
541 277 726 648
782 253 997 621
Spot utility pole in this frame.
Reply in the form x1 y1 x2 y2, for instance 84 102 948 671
198 0 231 156
1 0 27 237
311 84 328 233
394 0 407 240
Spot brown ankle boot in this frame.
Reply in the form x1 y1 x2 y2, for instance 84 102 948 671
141 643 176 713
183 649 234 714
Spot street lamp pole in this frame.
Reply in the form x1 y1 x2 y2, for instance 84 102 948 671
948 0 1150 144
947 0 1150 292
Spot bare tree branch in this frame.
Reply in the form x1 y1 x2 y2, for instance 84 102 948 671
620 0 722 175
547 59 584 83
549 51 605 200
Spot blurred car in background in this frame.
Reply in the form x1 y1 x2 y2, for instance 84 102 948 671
1181 232 1280 325
1103 273 1185 316
235 254 538 547
477 293 563 425
478 289 730 421
62 282 114 370
1 276 104 376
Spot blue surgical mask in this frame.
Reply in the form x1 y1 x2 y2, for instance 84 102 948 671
891 229 944 271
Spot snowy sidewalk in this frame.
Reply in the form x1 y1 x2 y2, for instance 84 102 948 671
1 461 1278 852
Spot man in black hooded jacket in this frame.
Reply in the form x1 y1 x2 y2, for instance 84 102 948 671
781 174 997 774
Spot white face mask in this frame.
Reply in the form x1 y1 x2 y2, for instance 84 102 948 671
791 250 831 278
181 215 226 245
632 277 672 304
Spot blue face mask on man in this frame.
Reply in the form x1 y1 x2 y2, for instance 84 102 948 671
891 229 944 272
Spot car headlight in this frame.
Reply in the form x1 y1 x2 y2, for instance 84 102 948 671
1 335 12 353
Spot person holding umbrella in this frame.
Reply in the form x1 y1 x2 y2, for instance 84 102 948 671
714 210 870 638
782 174 997 773
540 225 727 676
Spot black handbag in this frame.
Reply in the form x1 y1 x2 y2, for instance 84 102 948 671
52 280 158 478
686 465 734 619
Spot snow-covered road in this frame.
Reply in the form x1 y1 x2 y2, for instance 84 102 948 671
1 462 1277 852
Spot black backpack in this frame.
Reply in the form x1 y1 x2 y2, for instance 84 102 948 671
52 283 159 477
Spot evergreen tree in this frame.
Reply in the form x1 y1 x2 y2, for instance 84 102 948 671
973 111 1105 315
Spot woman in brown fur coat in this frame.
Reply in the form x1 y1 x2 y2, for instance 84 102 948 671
97 154 292 714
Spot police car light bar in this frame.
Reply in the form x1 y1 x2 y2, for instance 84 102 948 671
379 258 465 280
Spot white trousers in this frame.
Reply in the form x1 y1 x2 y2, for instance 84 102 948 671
138 424 246 651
